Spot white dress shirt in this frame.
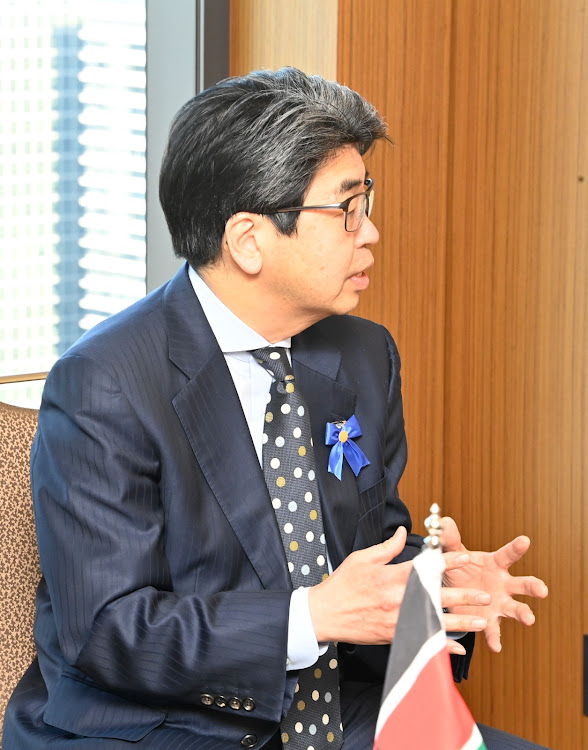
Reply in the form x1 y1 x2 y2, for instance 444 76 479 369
188 266 325 670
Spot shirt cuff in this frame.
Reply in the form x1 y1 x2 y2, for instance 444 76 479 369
286 587 328 671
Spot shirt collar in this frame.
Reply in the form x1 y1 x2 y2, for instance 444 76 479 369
188 265 291 356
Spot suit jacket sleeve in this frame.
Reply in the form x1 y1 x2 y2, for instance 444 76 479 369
32 352 291 721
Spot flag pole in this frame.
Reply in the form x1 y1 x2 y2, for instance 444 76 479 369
373 502 490 749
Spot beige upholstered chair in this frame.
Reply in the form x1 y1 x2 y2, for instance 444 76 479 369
0 401 40 745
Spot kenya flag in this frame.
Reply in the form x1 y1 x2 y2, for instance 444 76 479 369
373 547 487 750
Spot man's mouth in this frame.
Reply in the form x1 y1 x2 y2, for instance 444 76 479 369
349 269 370 289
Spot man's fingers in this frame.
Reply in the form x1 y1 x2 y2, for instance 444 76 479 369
484 621 503 653
502 599 536 626
364 526 408 565
443 550 471 571
443 613 487 633
446 638 467 656
440 516 463 551
493 535 531 569
507 575 549 599
441 587 491 609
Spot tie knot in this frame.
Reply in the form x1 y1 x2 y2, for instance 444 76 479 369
250 347 294 383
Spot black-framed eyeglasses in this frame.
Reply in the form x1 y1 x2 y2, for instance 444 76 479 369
267 178 374 232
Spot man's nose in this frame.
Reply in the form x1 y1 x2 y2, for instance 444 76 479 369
357 214 379 246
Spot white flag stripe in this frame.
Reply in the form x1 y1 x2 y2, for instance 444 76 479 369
413 547 445 616
374 628 447 736
462 722 485 750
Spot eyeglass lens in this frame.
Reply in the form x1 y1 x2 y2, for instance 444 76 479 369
345 190 374 232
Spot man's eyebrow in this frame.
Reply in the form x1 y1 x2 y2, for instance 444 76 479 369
337 172 370 196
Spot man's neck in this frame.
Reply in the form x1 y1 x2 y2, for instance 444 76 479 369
197 265 317 343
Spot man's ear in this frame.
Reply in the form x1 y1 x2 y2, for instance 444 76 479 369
224 212 264 275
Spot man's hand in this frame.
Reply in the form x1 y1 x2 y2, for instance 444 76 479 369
441 517 549 652
308 526 491 647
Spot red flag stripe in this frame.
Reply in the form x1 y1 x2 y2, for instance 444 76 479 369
375 628 446 732
375 648 479 750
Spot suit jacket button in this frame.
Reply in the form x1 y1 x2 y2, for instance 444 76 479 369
229 696 242 710
240 735 258 748
200 693 214 706
214 695 227 708
242 697 256 712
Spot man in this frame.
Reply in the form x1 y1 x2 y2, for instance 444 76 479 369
3 68 548 749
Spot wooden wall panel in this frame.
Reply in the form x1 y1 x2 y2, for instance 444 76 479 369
580 9 588 741
230 0 337 79
338 0 453 521
444 3 587 748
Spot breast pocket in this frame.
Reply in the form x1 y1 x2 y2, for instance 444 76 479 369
354 471 389 550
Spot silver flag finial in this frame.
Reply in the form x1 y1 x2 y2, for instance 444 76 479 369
423 503 443 550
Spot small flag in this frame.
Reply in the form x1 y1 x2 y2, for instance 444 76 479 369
374 547 487 750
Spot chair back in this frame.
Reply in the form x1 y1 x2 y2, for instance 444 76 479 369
0 402 40 745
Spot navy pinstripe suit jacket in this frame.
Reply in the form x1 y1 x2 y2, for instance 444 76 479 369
4 263 430 748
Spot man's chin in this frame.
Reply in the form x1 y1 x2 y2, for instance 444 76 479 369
333 292 364 318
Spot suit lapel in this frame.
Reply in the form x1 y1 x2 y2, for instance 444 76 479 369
292 326 359 570
163 266 290 591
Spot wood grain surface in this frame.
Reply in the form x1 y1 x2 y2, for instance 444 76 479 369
230 0 338 79
443 3 587 747
338 0 453 512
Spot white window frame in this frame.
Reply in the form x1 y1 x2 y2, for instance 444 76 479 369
146 0 229 292
145 0 196 292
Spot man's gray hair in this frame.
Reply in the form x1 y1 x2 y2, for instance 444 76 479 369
159 67 389 268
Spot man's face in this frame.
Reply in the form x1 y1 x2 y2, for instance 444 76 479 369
261 145 379 331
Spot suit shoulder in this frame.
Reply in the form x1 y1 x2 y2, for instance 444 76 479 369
48 274 182 398
64 284 167 363
311 315 402 384
313 314 398 352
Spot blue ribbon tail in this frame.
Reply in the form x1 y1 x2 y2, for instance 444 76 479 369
342 440 370 477
328 442 345 480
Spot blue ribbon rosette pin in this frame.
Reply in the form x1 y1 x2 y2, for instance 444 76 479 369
325 414 370 480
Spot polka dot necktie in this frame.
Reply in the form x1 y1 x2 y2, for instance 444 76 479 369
250 347 343 750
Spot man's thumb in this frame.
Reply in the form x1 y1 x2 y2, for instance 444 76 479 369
368 526 407 564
